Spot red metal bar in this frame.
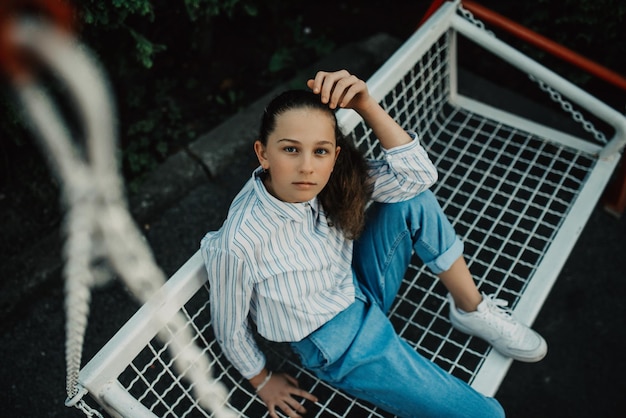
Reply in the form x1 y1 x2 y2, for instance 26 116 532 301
0 0 74 80
461 0 626 217
462 0 626 92
418 0 626 215
417 0 451 27
418 0 626 92
603 157 626 218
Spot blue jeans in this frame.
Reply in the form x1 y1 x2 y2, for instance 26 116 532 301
291 191 505 418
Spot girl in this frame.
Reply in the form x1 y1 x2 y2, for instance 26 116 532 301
201 70 546 418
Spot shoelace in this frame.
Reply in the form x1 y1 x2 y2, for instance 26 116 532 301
480 293 520 339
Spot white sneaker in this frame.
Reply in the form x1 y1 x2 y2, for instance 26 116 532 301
448 293 547 363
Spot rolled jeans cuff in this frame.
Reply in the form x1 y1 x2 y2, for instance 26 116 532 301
426 236 463 274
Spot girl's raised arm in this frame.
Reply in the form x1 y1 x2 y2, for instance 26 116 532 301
307 70 412 150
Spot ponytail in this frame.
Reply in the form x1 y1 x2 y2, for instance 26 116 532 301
319 132 371 239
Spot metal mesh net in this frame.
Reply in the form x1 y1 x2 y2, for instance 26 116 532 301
106 28 598 418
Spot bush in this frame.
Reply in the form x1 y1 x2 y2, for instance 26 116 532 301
0 0 335 257
0 0 623 258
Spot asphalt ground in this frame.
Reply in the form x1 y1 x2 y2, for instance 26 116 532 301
2 33 625 418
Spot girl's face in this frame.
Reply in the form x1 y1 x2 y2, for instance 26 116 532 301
254 108 340 203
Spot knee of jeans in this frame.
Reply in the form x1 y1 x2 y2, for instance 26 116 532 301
424 236 464 274
380 190 439 219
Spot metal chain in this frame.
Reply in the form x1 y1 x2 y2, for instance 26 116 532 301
76 401 105 418
529 75 608 144
457 4 494 36
457 3 607 145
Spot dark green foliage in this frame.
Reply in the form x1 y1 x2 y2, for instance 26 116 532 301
73 0 334 189
0 0 623 258
0 0 336 258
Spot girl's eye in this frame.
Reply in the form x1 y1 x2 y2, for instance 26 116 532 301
315 148 329 155
283 146 297 153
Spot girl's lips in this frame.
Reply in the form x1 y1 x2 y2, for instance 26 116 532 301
293 182 316 189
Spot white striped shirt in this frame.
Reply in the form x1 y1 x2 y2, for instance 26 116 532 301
200 133 437 378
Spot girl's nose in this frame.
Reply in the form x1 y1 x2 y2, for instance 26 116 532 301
299 155 314 173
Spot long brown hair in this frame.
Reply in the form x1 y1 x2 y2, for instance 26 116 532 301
258 90 371 239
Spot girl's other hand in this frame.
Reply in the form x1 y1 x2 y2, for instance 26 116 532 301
255 371 318 418
307 70 375 113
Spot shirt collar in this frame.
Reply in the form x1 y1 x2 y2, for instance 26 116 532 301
252 167 320 222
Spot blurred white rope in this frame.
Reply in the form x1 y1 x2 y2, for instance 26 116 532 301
9 17 236 418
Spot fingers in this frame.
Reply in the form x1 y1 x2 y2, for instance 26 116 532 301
288 385 318 404
259 372 318 418
276 386 318 417
279 397 308 417
309 69 350 101
307 70 367 109
268 394 309 418
284 373 300 387
268 402 302 418
283 374 319 403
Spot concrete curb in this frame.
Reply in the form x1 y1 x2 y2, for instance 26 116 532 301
128 33 401 223
0 33 402 322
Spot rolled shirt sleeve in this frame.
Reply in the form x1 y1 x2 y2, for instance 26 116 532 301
367 131 438 202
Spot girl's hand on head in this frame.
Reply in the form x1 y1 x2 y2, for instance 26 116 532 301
307 70 376 113
255 372 318 418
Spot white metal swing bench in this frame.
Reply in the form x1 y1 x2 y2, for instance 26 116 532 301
76 1 626 417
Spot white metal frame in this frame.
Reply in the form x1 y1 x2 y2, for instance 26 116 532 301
78 1 626 416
